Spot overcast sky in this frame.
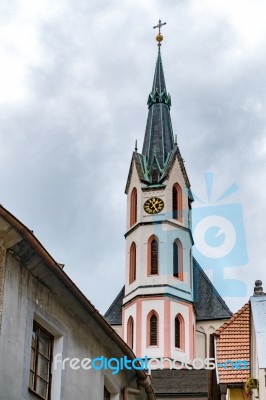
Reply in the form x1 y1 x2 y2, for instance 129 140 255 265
1 0 266 314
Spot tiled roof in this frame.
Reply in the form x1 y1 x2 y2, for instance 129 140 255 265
214 302 250 384
151 369 209 395
104 258 232 324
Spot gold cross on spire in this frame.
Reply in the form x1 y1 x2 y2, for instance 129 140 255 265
153 19 166 46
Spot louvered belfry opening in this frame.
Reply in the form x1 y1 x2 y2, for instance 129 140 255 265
150 314 158 345
151 239 158 274
175 316 181 348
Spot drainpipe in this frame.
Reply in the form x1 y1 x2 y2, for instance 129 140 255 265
220 383 227 400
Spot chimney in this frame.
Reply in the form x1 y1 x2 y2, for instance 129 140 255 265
253 280 266 296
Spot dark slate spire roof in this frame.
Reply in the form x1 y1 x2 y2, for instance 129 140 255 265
152 47 166 93
193 258 232 320
104 258 232 325
104 286 125 325
142 47 174 171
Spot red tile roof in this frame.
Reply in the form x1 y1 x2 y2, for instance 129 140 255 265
214 302 250 383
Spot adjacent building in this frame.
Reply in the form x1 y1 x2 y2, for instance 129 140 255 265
0 205 155 400
210 303 250 399
210 280 266 400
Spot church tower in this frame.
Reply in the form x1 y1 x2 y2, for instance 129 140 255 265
122 23 195 362
104 22 232 368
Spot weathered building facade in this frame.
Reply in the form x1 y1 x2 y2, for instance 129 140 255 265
0 205 155 400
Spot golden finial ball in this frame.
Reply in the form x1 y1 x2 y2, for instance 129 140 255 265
156 34 163 43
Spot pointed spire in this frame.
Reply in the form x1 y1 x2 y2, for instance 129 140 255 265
142 24 174 174
152 47 166 94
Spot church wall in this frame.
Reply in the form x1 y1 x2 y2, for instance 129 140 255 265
123 297 195 361
125 222 193 302
141 298 165 359
170 300 195 360
112 324 122 338
0 251 146 400
123 302 137 353
164 157 191 230
195 320 228 359
126 162 142 231
126 158 191 232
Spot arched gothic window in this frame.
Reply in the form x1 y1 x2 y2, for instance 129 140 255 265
129 242 136 284
175 314 184 350
172 183 182 221
127 317 134 349
173 239 183 279
148 235 159 275
130 188 137 226
148 312 158 346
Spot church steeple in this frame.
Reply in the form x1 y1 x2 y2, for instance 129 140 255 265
106 23 232 372
142 28 174 174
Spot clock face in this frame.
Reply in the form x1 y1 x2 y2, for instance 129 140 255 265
144 197 164 214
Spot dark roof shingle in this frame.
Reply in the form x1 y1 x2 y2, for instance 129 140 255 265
104 286 125 325
151 369 209 395
193 258 232 321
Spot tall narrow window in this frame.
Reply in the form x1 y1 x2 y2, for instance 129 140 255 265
175 317 181 348
148 235 159 275
29 321 53 400
129 242 136 283
172 183 182 221
130 188 137 226
149 313 158 346
151 240 158 274
175 314 184 350
127 317 134 349
173 239 183 279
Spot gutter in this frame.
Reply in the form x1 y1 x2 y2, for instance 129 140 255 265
213 335 220 385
